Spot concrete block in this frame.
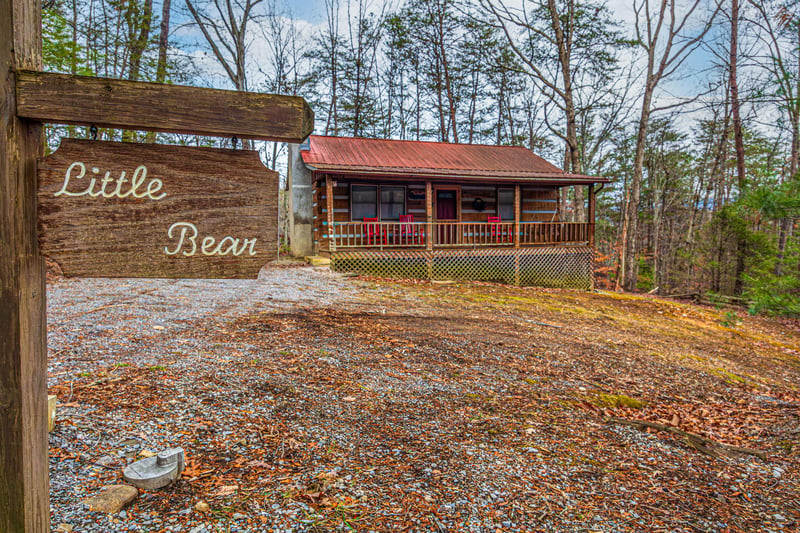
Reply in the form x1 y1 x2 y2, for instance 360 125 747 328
305 256 330 267
81 484 138 514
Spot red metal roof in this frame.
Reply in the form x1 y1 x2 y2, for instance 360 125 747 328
300 135 609 184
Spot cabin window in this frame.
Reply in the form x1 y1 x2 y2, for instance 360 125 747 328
351 185 406 221
380 186 406 220
498 188 514 221
352 185 378 220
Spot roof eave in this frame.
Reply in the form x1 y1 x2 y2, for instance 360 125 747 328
303 163 611 184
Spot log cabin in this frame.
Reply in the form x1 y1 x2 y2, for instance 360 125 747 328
288 135 609 289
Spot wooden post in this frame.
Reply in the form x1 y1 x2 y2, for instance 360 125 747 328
425 181 433 252
514 184 521 249
425 181 433 278
326 175 335 252
588 184 595 247
513 185 521 285
1 0 50 531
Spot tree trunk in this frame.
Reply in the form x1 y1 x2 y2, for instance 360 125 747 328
730 0 747 295
547 0 584 220
156 0 171 83
127 0 153 82
145 0 171 143
621 83 654 292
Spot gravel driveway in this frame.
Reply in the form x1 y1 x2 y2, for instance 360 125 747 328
46 265 800 532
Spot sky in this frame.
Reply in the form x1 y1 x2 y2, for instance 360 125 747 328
287 0 639 25
173 0 732 143
290 0 325 23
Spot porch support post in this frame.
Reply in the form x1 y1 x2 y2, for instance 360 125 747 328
514 184 521 249
588 183 595 247
326 175 335 252
425 181 433 252
425 181 433 279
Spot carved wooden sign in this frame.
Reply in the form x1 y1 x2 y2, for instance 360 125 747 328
38 139 277 278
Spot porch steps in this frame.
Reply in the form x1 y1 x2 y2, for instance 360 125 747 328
305 255 331 267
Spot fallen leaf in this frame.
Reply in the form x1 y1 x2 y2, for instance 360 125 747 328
213 485 239 497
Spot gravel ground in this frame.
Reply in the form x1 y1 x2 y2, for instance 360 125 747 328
46 265 800 532
48 264 367 532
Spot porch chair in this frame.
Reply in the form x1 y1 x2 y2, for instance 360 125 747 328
363 217 385 246
399 214 422 244
488 216 506 243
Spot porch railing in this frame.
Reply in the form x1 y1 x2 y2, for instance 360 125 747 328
331 221 592 249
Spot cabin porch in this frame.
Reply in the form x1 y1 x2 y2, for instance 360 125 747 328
314 177 598 254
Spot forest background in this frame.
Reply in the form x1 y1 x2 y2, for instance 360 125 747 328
41 0 800 315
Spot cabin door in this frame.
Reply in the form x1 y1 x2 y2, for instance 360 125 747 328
434 187 460 245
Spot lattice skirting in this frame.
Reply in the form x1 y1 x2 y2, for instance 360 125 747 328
331 246 594 289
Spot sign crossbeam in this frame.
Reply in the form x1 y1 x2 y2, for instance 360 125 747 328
16 70 314 142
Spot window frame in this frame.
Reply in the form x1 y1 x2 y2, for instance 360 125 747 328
349 184 407 222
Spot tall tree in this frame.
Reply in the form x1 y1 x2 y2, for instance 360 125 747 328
185 0 263 92
617 0 718 291
730 0 748 294
748 0 800 270
156 0 172 83
404 0 463 142
258 0 305 167
127 0 154 81
302 0 344 135
481 0 628 220
340 0 384 136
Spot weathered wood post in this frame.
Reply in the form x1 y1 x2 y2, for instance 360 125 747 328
425 181 433 279
326 175 335 252
514 185 521 285
513 185 521 249
0 0 50 531
588 184 595 248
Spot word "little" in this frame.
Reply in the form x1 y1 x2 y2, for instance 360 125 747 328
54 162 166 200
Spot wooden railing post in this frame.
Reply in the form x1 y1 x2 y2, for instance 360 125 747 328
1 0 50 530
326 175 335 251
425 182 433 251
425 182 433 279
588 184 595 247
514 185 521 249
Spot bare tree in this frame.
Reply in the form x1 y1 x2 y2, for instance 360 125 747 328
258 0 306 168
481 0 627 220
617 0 719 291
185 0 264 92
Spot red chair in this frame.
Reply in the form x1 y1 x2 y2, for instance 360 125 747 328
399 214 421 244
363 217 384 246
488 216 503 243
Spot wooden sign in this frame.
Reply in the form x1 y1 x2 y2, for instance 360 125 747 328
38 139 278 278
